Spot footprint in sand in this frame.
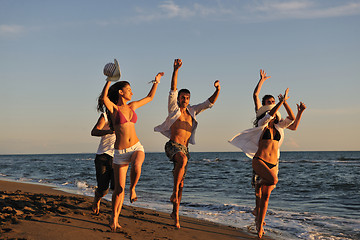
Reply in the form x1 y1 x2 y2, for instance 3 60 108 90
60 218 71 223
1 228 12 233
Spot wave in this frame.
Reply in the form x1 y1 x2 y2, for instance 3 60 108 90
182 202 250 213
281 159 360 164
175 202 360 240
337 156 360 161
74 157 94 161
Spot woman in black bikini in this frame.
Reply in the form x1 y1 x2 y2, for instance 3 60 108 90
252 88 295 238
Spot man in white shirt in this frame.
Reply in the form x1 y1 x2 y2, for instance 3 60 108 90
154 59 220 228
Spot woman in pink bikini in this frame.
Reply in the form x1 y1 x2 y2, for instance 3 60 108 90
101 71 164 231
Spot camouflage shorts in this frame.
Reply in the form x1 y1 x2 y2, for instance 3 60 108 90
165 140 190 179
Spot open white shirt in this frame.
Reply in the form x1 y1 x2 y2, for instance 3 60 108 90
154 90 213 145
229 113 294 159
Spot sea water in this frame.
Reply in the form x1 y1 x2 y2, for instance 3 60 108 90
0 151 359 239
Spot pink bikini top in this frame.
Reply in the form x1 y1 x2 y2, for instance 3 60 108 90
115 107 138 125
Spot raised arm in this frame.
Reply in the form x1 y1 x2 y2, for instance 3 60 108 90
171 59 182 91
102 81 117 114
130 72 164 110
269 88 289 117
287 102 306 130
91 114 114 136
208 80 221 104
283 101 295 120
278 89 295 120
253 69 271 112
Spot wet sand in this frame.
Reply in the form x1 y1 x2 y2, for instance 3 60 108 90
0 179 269 239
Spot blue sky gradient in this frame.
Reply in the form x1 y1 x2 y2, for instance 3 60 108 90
1 0 359 153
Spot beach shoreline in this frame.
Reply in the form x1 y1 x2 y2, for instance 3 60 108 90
0 179 265 240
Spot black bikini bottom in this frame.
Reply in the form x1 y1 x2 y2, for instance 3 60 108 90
254 156 277 169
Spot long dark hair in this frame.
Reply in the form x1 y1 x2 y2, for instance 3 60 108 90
253 111 279 127
96 81 130 130
107 81 130 106
253 112 266 127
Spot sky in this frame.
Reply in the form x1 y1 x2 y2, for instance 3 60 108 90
1 0 360 154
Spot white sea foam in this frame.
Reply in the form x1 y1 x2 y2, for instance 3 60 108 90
132 198 360 240
76 181 88 189
18 177 32 182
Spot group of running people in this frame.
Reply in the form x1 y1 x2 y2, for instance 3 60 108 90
91 59 306 238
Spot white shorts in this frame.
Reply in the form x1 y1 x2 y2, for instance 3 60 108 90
113 142 145 165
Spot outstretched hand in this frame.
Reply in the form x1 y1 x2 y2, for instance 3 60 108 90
174 59 182 70
214 80 221 90
297 102 306 112
154 72 164 83
260 69 271 82
278 88 290 102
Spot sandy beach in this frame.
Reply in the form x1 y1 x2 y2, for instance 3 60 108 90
0 179 267 240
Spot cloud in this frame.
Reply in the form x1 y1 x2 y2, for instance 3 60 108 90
131 0 233 23
247 0 360 21
253 1 313 12
131 1 360 23
159 0 194 18
0 24 24 37
132 1 192 22
308 2 360 18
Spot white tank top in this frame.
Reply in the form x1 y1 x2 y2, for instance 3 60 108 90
96 113 116 157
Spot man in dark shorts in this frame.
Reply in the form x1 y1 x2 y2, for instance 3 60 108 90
154 59 221 228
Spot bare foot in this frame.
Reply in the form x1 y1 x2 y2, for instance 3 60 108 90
92 200 100 215
130 189 137 203
256 221 265 238
252 208 266 226
170 212 180 229
110 220 122 232
170 193 178 204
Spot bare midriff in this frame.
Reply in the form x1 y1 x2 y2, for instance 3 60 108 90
170 111 193 147
254 139 279 165
113 122 139 150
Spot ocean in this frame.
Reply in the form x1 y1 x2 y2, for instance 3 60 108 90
0 151 359 239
